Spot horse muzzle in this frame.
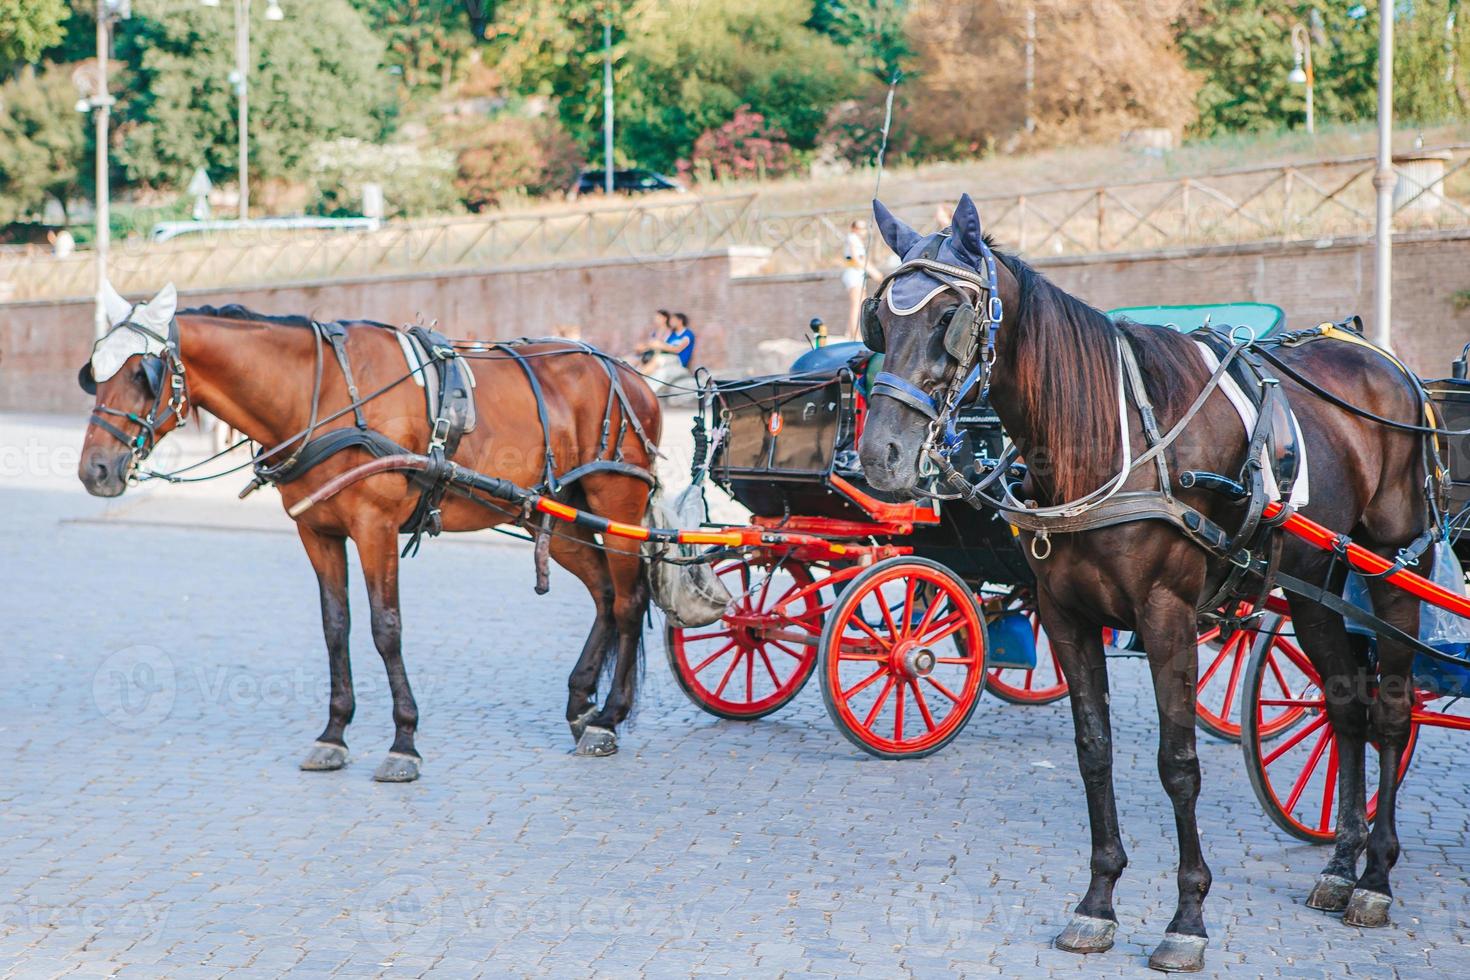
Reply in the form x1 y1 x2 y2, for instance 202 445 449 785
79 449 133 498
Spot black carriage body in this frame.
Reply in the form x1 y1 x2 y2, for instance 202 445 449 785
707 371 1033 587
1427 378 1470 562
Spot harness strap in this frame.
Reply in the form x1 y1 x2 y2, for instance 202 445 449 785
1118 334 1172 502
320 322 367 430
872 372 939 420
493 343 559 490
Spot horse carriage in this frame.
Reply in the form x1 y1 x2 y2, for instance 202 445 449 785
664 302 1295 758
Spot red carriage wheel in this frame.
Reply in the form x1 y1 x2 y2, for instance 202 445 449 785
1195 605 1308 742
818 557 987 759
984 601 1069 705
666 560 825 720
1240 611 1419 844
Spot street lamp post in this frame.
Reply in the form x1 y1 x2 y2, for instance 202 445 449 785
84 0 130 337
1289 23 1316 135
200 0 284 221
1373 1 1397 349
602 15 614 196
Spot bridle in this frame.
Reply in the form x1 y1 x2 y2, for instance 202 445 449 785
80 312 190 475
861 233 1004 481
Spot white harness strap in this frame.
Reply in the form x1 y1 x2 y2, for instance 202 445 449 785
1194 341 1310 508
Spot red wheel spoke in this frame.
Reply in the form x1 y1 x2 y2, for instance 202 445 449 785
714 649 746 697
863 675 895 728
877 583 900 637
900 578 917 639
839 653 888 662
692 640 738 674
683 629 733 644
843 667 886 701
1284 726 1333 813
917 611 967 647
745 646 754 701
1219 636 1248 720
910 679 937 732
925 676 962 703
893 683 905 740
757 647 782 687
1319 737 1340 833
770 639 806 660
1266 652 1297 700
848 615 894 652
914 592 945 638
1259 697 1325 709
1022 668 1035 691
1262 712 1329 767
1197 636 1238 690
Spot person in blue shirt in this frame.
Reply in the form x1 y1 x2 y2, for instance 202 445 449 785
638 311 695 373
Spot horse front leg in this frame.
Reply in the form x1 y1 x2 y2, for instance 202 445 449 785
297 525 354 772
1345 579 1422 928
548 525 617 743
352 522 421 782
1045 604 1128 957
1138 592 1213 972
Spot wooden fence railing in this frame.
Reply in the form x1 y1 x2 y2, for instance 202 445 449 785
5 145 1469 302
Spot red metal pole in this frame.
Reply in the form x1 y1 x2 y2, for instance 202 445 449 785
1263 502 1470 618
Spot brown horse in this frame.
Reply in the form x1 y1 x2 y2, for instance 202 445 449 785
860 196 1433 971
77 283 661 780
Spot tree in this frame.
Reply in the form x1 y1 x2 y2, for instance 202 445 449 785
111 0 395 190
348 0 477 92
807 0 912 83
491 0 858 173
0 63 88 223
687 105 796 182
907 1 1198 157
0 0 67 76
1176 1 1378 137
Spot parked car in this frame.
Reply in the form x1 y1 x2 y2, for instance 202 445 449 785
572 169 686 197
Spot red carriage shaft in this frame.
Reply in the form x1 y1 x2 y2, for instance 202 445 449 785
287 453 853 557
1262 502 1470 618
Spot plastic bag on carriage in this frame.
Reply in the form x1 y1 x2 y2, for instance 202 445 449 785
645 483 732 629
1422 541 1470 646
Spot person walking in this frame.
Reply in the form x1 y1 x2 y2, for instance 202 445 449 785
842 219 877 340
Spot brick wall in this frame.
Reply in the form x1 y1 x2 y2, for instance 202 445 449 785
4 230 1467 414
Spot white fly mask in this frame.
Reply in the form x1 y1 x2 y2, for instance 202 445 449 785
80 282 179 391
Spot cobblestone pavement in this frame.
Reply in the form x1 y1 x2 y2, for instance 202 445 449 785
2 414 1468 979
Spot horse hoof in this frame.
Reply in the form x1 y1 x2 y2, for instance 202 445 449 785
1053 915 1117 954
1342 889 1392 928
1305 873 1356 912
1147 932 1208 973
569 708 597 744
299 741 348 771
372 752 421 783
573 725 618 757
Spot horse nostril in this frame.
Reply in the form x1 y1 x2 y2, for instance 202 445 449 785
885 441 901 469
93 460 110 482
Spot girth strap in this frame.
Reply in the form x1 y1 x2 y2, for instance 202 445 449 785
493 343 559 490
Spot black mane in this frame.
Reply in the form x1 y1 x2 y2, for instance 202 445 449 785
181 305 393 330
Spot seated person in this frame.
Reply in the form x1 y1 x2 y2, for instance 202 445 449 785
637 311 696 381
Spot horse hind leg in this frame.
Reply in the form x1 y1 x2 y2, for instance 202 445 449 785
547 524 618 743
351 520 422 783
1284 589 1372 914
573 478 655 758
1045 607 1128 958
1344 575 1422 928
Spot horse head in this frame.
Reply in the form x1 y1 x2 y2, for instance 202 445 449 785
858 194 1018 495
77 281 186 497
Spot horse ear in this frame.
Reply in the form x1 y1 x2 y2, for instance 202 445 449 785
951 193 986 260
101 278 133 327
872 199 920 257
136 282 178 333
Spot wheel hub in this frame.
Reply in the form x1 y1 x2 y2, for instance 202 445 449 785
896 643 937 679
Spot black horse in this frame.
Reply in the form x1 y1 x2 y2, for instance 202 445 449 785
860 195 1433 971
